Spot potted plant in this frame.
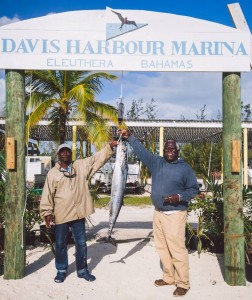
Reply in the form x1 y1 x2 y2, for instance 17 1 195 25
25 188 56 253
187 174 252 283
243 188 252 282
25 188 43 246
0 151 6 255
187 175 224 255
187 194 216 255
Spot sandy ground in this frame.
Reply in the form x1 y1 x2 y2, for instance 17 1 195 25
0 205 251 300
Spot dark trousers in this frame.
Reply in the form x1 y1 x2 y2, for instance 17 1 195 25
54 219 87 273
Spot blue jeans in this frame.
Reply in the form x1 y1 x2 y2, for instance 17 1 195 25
54 219 87 273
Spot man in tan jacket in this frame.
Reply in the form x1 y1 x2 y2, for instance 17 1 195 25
40 141 117 283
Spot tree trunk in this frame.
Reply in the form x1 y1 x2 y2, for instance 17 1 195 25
59 109 67 144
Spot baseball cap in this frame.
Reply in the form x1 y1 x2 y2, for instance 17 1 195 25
57 143 72 153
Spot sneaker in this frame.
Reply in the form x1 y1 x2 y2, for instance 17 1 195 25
77 269 96 282
54 271 66 283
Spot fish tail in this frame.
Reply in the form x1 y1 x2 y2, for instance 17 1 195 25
107 236 117 246
96 235 117 246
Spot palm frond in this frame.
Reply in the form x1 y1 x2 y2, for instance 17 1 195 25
26 91 50 111
26 70 62 97
25 70 118 144
26 98 59 143
92 102 118 123
79 72 117 95
0 151 6 181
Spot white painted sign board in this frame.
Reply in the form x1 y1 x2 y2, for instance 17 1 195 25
0 8 250 72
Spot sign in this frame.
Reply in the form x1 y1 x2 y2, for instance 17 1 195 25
0 8 250 72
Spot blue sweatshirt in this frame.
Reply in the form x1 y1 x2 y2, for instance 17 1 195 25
127 135 199 212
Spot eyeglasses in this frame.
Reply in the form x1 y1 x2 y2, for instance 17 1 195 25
60 166 76 178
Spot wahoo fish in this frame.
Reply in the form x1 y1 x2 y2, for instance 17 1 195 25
97 138 128 246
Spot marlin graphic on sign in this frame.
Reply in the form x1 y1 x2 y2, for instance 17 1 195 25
106 8 148 40
111 10 138 30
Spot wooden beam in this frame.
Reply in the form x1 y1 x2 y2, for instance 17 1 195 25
159 126 164 156
4 70 26 279
222 72 245 285
228 3 252 68
243 128 248 187
228 3 251 32
72 125 77 161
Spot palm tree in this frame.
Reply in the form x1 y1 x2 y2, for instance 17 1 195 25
25 70 118 148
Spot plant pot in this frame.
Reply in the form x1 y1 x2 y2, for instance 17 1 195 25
187 233 209 253
207 234 224 254
188 235 199 250
40 225 55 244
0 228 4 251
26 231 36 246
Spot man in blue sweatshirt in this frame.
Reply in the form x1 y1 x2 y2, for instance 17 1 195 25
120 129 199 297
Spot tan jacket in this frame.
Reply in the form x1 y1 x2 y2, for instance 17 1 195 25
40 144 113 224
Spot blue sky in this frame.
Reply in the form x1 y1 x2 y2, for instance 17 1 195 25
0 0 251 120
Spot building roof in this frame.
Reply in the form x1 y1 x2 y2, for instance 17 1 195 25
1 118 252 145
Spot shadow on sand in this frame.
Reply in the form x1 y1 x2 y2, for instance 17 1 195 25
23 220 153 277
25 245 55 276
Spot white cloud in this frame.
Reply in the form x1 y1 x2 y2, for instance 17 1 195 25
0 15 20 26
0 12 55 27
241 72 252 105
98 71 252 120
0 69 251 120
98 72 220 119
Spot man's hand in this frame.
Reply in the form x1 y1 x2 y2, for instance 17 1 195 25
163 194 180 204
119 129 131 139
109 140 118 149
45 215 54 228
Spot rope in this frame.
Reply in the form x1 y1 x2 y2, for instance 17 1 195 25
120 71 123 100
118 72 124 127
26 77 32 156
22 71 33 249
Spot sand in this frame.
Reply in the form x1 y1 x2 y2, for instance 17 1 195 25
0 206 251 300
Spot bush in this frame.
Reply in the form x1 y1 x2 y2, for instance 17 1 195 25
0 151 6 252
187 175 252 258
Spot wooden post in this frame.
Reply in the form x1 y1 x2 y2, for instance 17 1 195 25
243 128 248 187
72 125 77 161
4 70 26 279
222 72 245 285
159 126 164 156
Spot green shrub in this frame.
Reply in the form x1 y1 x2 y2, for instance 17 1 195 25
0 151 6 232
